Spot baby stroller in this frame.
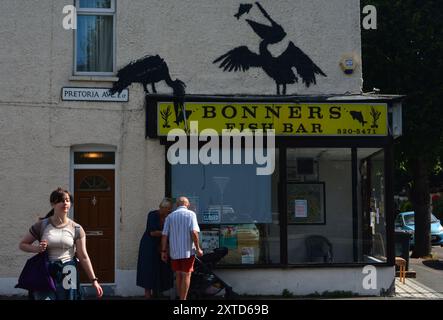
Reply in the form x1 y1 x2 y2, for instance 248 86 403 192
188 247 238 299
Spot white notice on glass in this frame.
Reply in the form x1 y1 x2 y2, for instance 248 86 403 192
241 247 254 264
295 200 308 218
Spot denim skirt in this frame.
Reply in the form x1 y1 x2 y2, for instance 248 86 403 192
31 258 83 300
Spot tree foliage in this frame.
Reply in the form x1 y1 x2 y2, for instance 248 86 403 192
361 0 443 256
362 0 443 155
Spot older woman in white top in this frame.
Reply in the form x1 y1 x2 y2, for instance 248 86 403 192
19 187 103 300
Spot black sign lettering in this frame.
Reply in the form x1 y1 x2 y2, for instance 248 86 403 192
308 106 323 119
289 106 302 119
296 123 308 133
225 123 236 130
222 105 237 119
261 123 274 130
242 106 257 119
249 123 258 130
329 106 341 119
203 106 216 118
283 123 293 133
265 106 281 119
312 123 323 133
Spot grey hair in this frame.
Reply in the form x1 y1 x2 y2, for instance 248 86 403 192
176 196 189 206
159 198 173 208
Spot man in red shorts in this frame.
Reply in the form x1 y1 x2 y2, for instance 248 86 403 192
161 196 203 300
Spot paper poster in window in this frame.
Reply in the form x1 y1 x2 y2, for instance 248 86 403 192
287 182 325 224
241 247 254 264
201 230 220 253
375 207 380 224
201 208 221 224
219 225 237 249
294 200 308 218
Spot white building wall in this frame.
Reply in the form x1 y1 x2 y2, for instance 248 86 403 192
216 266 394 296
116 0 362 95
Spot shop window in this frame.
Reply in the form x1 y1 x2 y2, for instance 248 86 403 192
287 148 352 264
171 148 280 265
286 148 388 265
75 0 115 74
360 149 387 263
170 146 388 266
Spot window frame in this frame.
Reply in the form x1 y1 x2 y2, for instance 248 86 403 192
77 0 115 13
74 0 116 76
166 144 393 268
286 181 326 225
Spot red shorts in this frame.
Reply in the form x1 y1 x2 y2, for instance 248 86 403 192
171 256 195 273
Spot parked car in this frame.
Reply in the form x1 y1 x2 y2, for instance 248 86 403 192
395 211 443 247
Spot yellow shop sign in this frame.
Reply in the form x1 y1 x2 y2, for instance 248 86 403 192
157 102 388 136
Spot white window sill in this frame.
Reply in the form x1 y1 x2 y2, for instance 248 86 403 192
69 75 118 82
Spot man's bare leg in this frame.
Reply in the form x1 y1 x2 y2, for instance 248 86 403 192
180 272 192 300
175 272 182 299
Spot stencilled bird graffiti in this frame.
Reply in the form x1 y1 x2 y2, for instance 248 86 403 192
109 55 191 127
234 4 253 19
214 2 327 95
349 111 367 126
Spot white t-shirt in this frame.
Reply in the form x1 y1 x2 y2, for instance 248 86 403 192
30 218 85 263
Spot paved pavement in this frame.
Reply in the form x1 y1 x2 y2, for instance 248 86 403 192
395 278 443 299
409 246 443 292
393 246 443 299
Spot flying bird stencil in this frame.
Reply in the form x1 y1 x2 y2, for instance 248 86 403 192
214 2 327 95
234 3 253 19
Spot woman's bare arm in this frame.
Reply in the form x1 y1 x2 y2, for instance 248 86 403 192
19 232 43 253
76 236 103 298
75 236 97 280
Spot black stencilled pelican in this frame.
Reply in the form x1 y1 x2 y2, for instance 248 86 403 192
214 2 327 95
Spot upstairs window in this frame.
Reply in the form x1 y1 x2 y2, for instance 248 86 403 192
75 0 115 74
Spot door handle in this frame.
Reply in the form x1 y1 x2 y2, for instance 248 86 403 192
86 230 104 236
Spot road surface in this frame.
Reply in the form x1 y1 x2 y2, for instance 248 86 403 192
409 246 443 294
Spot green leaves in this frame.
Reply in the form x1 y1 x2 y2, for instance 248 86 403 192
362 0 443 166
